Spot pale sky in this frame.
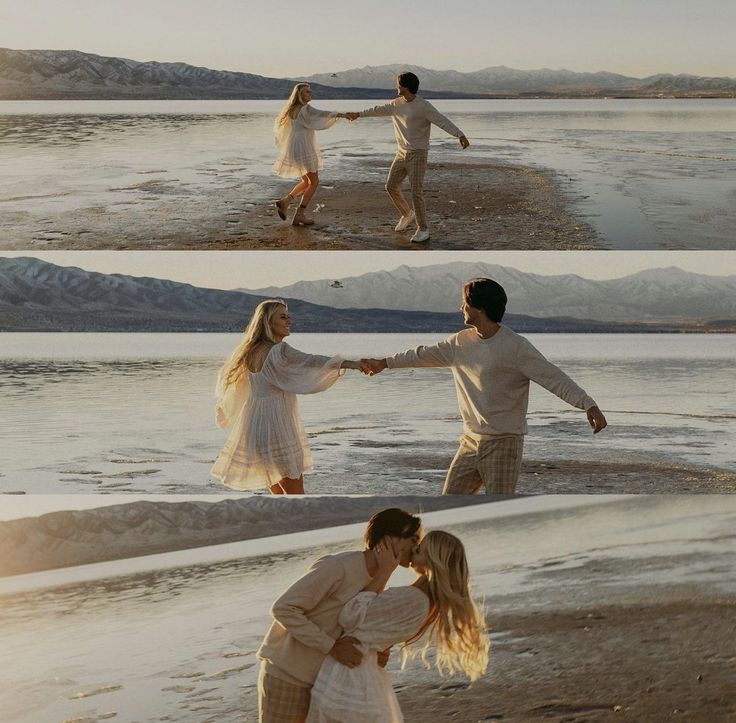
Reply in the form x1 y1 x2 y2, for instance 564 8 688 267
1 0 734 78
4 251 734 290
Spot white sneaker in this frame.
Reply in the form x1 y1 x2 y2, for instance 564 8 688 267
410 229 430 243
394 210 415 232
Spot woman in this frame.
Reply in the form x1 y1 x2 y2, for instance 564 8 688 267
273 83 346 226
211 299 362 494
307 531 489 723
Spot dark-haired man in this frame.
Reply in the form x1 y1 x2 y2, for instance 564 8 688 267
257 507 422 722
361 278 607 495
346 71 469 243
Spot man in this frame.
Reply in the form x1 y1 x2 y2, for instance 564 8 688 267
346 71 469 244
257 508 422 722
362 278 608 495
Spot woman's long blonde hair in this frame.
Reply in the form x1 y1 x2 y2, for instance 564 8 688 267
405 530 490 682
277 83 310 127
218 300 286 390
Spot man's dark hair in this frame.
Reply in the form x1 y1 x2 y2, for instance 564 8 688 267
397 72 420 94
463 278 507 322
364 508 421 548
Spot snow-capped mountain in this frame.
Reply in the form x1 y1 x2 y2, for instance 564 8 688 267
248 262 736 323
0 48 389 100
299 64 736 96
0 256 462 332
2 49 733 100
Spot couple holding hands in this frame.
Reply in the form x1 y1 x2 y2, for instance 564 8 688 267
211 277 607 495
257 507 488 723
273 72 469 243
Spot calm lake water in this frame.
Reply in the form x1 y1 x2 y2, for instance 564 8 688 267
1 99 735 248
1 332 733 494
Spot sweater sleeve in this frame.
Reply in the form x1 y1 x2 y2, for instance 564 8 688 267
270 555 346 656
385 336 455 369
516 338 597 410
338 588 429 651
359 100 399 118
424 101 464 138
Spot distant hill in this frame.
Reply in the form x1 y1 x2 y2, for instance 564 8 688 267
0 48 469 101
248 261 736 324
0 496 491 576
300 64 736 98
1 49 734 100
0 257 730 333
0 256 460 332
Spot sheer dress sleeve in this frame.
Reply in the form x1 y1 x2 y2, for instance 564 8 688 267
273 116 290 148
214 371 250 430
296 104 339 131
338 588 430 651
261 342 345 394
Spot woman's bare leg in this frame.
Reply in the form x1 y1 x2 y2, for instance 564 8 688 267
289 176 309 200
269 476 305 495
299 172 319 209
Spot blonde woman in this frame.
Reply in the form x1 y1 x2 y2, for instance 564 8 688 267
211 300 362 494
274 83 345 226
307 530 489 722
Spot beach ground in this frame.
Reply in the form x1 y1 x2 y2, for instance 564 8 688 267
399 598 736 723
209 159 603 251
5 158 603 251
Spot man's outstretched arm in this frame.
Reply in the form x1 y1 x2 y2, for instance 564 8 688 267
425 103 468 148
361 338 455 376
517 340 607 434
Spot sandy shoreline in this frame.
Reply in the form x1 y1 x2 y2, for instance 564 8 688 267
206 159 603 251
5 157 604 251
399 598 736 723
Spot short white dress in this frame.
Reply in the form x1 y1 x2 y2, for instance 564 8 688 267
307 587 430 723
210 342 344 490
273 104 339 179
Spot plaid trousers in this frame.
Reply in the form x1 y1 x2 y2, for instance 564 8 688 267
385 149 429 229
442 434 525 495
258 668 311 723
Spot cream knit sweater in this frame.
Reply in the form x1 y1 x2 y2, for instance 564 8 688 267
386 326 597 437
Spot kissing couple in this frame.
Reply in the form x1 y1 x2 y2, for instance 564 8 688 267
257 508 489 723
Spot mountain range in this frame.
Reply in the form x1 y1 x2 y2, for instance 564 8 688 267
248 262 736 324
0 257 732 333
1 48 734 100
0 257 460 332
0 496 489 576
300 63 736 97
0 48 456 100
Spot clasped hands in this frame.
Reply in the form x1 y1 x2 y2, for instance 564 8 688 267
357 358 386 376
336 112 360 121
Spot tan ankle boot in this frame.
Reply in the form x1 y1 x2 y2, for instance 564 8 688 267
275 194 292 221
291 205 315 226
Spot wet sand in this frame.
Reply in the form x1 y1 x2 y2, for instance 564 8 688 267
386 452 736 495
210 159 603 251
400 599 736 723
5 158 603 251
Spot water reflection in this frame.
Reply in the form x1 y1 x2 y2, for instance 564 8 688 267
0 112 249 148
